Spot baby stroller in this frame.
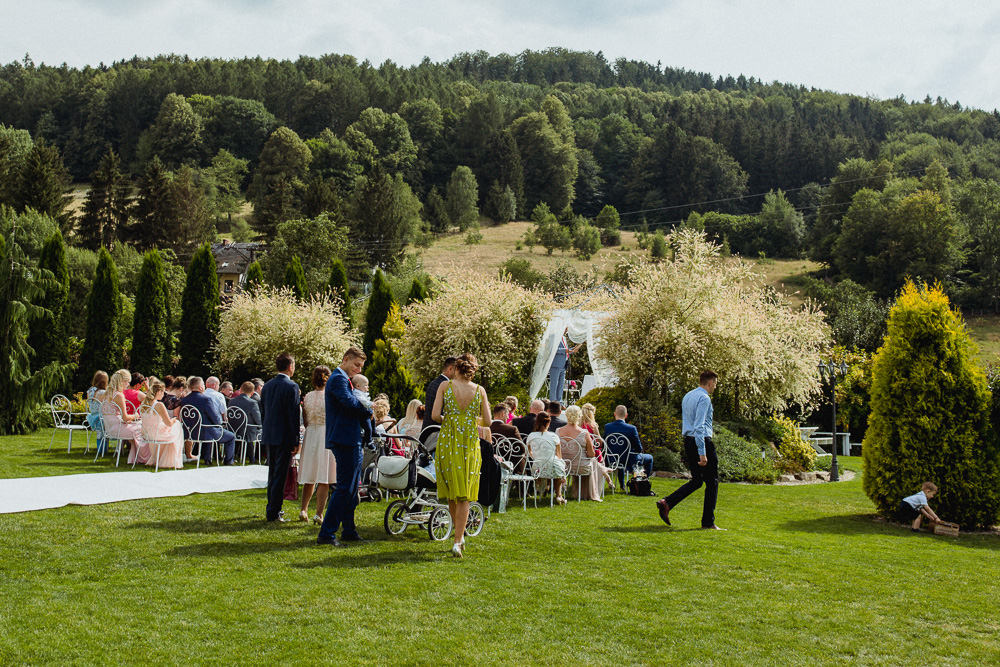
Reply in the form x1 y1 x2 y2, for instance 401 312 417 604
379 435 485 541
358 440 384 503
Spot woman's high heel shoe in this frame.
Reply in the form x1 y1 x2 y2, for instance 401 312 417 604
298 510 309 522
451 540 465 558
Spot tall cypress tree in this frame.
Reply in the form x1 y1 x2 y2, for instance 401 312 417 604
328 258 351 324
78 247 122 386
15 141 72 231
78 150 132 251
363 268 395 360
178 243 220 376
405 277 428 305
130 156 178 250
28 232 70 374
244 260 265 296
131 249 172 377
0 236 73 434
283 255 307 301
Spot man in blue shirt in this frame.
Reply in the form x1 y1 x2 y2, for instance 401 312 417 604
657 370 722 529
603 405 653 489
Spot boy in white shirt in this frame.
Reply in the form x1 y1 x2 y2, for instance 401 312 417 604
895 481 941 532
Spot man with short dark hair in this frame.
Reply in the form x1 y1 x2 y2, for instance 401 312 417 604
511 399 545 439
546 401 567 432
220 381 234 401
261 353 300 522
657 370 722 530
230 380 263 458
318 346 373 546
422 357 457 431
604 405 652 488
180 376 237 465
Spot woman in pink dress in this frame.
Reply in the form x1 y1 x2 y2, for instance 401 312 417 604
139 378 184 469
582 402 613 487
122 372 146 416
103 369 147 463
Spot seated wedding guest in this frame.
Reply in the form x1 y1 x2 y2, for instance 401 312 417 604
526 413 566 505
397 399 424 439
491 402 525 473
181 376 237 465
512 399 545 439
161 376 186 412
547 400 567 432
220 381 234 402
581 402 613 485
373 398 404 455
86 371 109 454
504 396 519 424
123 373 146 415
299 366 336 524
604 405 653 487
230 381 263 443
103 369 146 463
204 376 228 419
139 379 185 469
252 378 264 401
557 405 608 501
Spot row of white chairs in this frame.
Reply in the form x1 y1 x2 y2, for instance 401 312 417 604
47 394 263 472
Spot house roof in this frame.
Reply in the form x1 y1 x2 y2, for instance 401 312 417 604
211 241 265 275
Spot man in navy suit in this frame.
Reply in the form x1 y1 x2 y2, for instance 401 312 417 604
260 353 301 522
230 381 263 461
318 347 373 546
180 377 237 465
603 405 653 488
422 356 456 431
548 328 580 403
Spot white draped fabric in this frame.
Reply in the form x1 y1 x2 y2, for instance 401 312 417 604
529 309 616 400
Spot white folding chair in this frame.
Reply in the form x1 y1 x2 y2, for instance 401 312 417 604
560 434 595 502
603 433 632 494
138 405 174 472
86 398 107 457
180 405 221 469
226 405 251 465
98 401 129 467
492 435 533 512
48 394 90 454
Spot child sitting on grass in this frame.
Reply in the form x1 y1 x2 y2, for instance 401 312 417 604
895 481 942 532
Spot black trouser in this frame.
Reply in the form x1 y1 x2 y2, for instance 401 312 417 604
265 444 294 521
663 436 719 528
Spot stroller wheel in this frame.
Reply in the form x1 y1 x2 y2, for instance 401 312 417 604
428 507 453 541
370 488 383 503
465 502 485 537
384 499 408 535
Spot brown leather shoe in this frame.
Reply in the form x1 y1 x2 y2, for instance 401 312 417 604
656 499 671 525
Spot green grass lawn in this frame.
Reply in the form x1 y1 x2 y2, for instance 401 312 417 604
2 431 998 665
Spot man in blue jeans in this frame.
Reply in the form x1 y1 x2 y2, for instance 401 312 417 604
317 347 373 547
603 406 653 489
657 370 723 530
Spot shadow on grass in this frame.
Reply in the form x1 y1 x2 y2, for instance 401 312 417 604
293 547 441 569
129 516 269 534
599 525 700 534
166 539 315 557
781 514 1000 550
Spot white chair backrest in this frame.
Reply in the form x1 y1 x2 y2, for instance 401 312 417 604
100 399 124 420
603 432 630 469
180 404 205 441
50 395 72 427
87 398 105 435
227 405 248 440
139 403 170 442
493 436 516 462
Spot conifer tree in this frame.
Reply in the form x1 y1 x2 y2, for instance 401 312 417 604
283 255 308 301
16 141 72 231
363 268 395 360
244 260 265 296
78 150 132 251
131 249 172 377
863 282 1000 528
179 243 220 376
28 232 70 374
650 229 667 261
130 156 178 250
0 236 73 434
405 277 428 305
365 304 419 417
78 247 122 384
328 258 351 324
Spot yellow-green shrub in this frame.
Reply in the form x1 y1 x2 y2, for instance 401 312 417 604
770 415 817 471
862 282 1000 529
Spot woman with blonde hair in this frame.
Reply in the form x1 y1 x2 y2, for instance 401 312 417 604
139 378 185 469
556 404 608 501
581 402 613 487
504 396 519 424
432 352 490 557
396 399 423 439
103 369 147 464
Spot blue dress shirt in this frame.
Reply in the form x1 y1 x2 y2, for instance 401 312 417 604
681 386 713 456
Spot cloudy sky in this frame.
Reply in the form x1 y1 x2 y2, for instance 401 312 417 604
3 0 998 110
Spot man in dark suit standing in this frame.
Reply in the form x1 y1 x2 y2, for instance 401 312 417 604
604 405 653 488
511 399 545 439
230 381 262 461
180 377 237 465
260 353 301 523
546 401 567 432
422 357 457 431
318 347 373 546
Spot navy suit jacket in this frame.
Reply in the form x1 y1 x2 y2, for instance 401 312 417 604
603 419 643 456
325 367 372 449
229 393 262 440
260 373 301 447
422 374 448 430
181 391 225 441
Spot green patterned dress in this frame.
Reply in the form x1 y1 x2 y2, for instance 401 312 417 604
436 382 482 502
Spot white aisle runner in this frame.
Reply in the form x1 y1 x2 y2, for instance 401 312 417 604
0 465 269 514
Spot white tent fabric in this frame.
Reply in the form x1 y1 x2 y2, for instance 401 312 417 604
0 465 268 514
529 309 616 400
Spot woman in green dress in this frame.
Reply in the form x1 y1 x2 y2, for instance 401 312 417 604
431 353 491 558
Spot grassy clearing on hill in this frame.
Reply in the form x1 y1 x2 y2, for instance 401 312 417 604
1 431 999 665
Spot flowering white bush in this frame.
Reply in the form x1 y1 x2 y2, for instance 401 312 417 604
216 288 358 389
598 229 829 417
401 275 551 389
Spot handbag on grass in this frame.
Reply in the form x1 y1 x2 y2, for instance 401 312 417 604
627 475 653 497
